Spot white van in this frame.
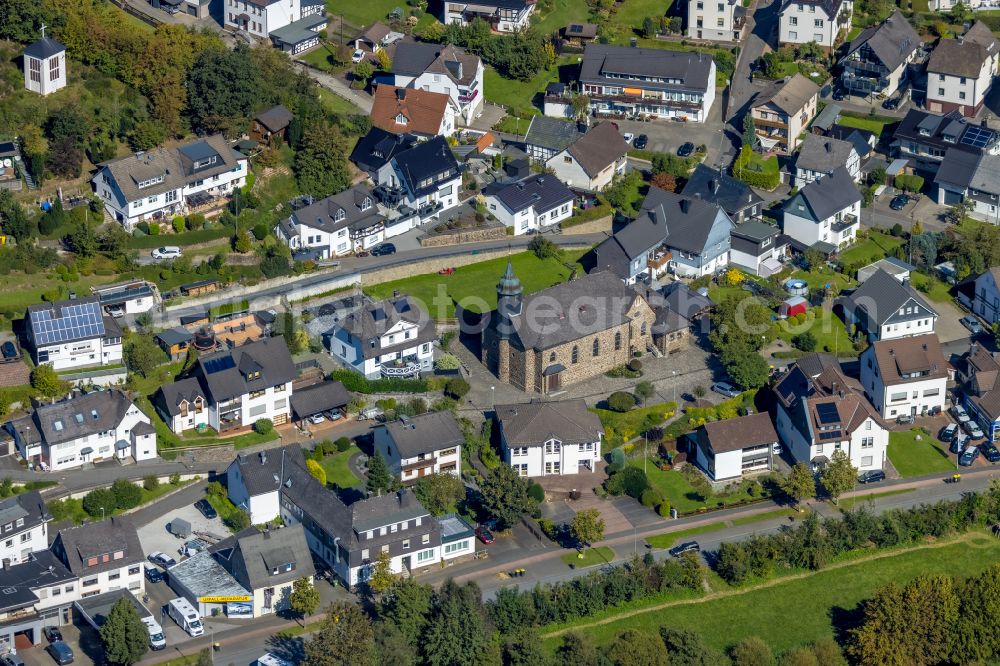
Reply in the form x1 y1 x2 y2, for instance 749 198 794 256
141 617 166 650
167 598 204 637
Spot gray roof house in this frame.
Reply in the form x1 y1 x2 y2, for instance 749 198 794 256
210 524 315 610
782 166 862 254
681 164 764 224
275 184 385 260
524 116 584 162
934 147 1000 221
837 268 938 341
794 133 860 187
840 11 920 98
373 411 464 481
51 517 146 596
637 188 735 279
194 337 297 404
25 296 123 370
496 399 603 448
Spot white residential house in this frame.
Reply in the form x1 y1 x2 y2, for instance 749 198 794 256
839 11 920 98
154 336 297 434
687 0 744 41
92 135 248 231
0 492 51 566
374 136 462 223
694 413 779 481
778 0 853 50
51 517 146 598
25 297 123 372
327 294 435 379
860 334 948 420
223 0 322 39
391 43 485 125
782 167 862 253
373 412 463 482
22 31 66 96
0 551 79 652
749 74 821 155
968 268 1000 324
483 174 575 235
443 0 535 32
275 185 386 259
8 390 156 471
90 280 159 316
934 148 1000 223
546 122 630 193
774 354 889 472
839 268 939 341
793 134 861 187
495 400 604 477
926 22 998 117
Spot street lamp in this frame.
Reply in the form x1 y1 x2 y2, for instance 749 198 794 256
490 386 495 410
671 370 677 404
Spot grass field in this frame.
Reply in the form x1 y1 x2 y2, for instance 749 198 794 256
318 88 365 116
327 0 398 31
484 56 577 111
616 0 673 33
837 112 897 136
561 547 615 568
646 508 798 549
365 250 585 319
773 307 855 357
837 488 914 511
542 531 1000 655
592 402 678 449
908 271 954 304
630 459 762 515
533 0 592 34
839 230 905 266
320 447 362 488
887 428 955 477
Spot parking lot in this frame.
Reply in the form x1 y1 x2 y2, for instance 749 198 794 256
137 501 228 566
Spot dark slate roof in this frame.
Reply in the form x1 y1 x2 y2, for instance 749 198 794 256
195 337 297 403
379 411 463 458
566 123 630 177
349 128 419 174
27 296 107 346
392 136 461 198
254 105 294 133
783 167 861 222
845 11 920 71
496 399 603 447
483 174 574 214
392 43 479 86
580 43 714 93
796 133 856 174
0 551 74 613
731 218 779 242
504 271 647 351
662 282 713 318
0 491 49 538
52 517 143 575
10 390 137 448
156 327 194 348
927 23 996 78
289 381 351 419
591 235 633 278
524 116 584 153
23 36 65 60
211 524 315 591
155 376 208 418
287 185 383 234
825 124 875 157
893 109 998 154
681 164 764 216
936 147 1000 195
751 74 819 116
778 0 845 19
841 268 937 328
336 295 435 361
639 187 733 255
351 489 428 533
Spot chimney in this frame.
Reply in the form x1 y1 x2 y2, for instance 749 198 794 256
824 141 832 153
396 88 406 101
680 199 690 213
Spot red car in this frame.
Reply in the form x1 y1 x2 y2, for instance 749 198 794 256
475 526 495 544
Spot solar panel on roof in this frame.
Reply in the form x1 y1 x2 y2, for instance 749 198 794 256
30 301 105 346
203 356 236 374
816 403 840 425
961 125 994 149
819 431 842 440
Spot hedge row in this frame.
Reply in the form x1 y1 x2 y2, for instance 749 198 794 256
330 369 430 394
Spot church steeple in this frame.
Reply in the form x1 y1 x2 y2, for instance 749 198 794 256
495 260 522 339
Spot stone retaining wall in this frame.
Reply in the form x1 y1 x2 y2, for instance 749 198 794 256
561 215 612 235
419 226 509 247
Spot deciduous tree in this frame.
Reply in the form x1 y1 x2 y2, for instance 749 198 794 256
306 459 327 486
294 123 351 198
367 549 395 596
289 576 321 618
413 473 464 515
819 449 856 502
30 364 66 398
186 44 263 132
479 463 534 529
570 508 605 547
124 334 165 378
604 629 669 666
303 602 375 666
781 463 816 505
423 580 500 666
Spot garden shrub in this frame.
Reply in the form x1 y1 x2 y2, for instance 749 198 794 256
111 479 142 510
606 467 649 499
628 359 642 372
444 377 470 400
607 391 636 413
143 475 160 492
335 437 353 452
527 482 545 503
640 488 663 508
331 369 428 393
253 418 274 435
658 501 672 517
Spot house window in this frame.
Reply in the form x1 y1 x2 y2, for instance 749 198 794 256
83 577 98 587
592 339 600 356
402 539 410 550
48 56 60 81
571 346 579 364
861 456 873 467
615 331 622 350
549 352 556 363
422 534 430 545
417 549 435 562
28 57 40 83
361 548 369 560
861 437 874 449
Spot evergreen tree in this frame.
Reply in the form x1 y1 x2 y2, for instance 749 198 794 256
99 597 149 665
423 580 500 666
366 451 392 494
742 113 757 150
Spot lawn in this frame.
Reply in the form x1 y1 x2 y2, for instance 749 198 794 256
0 272 117 314
837 112 896 136
319 447 362 488
629 459 762 515
773 307 855 357
327 0 398 31
532 0 593 35
908 271 954 305
542 532 1000 655
298 43 347 74
484 56 577 111
838 230 905 266
646 508 799 549
365 249 586 319
317 88 365 116
591 402 678 449
837 488 914 511
615 0 672 34
561 547 615 568
887 428 955 477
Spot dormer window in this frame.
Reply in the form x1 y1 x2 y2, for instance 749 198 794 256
395 113 408 125
248 370 261 381
137 174 165 189
361 197 371 211
194 156 217 170
334 208 346 223
272 561 295 575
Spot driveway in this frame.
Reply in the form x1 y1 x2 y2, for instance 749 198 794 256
293 63 372 114
864 190 951 233
137 501 228 568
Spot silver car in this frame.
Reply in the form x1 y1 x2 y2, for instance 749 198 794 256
951 405 971 424
964 420 985 439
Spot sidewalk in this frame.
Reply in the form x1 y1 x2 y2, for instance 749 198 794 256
293 62 373 114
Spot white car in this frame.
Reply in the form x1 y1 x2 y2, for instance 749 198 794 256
151 246 182 260
623 132 635 144
309 413 326 425
352 49 365 63
257 654 292 666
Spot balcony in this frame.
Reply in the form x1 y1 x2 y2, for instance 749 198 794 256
647 248 672 272
592 93 703 111
374 183 406 207
831 214 858 233
754 117 790 131
381 357 421 378
458 89 479 103
401 456 438 473
417 201 443 220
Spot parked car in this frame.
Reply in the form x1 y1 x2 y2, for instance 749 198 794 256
951 404 971 424
772 443 782 455
858 469 886 484
42 627 62 644
964 420 985 439
940 423 958 441
633 134 648 150
0 341 16 359
831 87 846 101
46 642 73 665
144 564 163 584
1 653 26 666
475 526 495 544
148 551 177 569
351 49 364 63
151 246 182 260
370 243 396 257
326 410 343 421
889 193 908 210
882 97 900 110
194 498 217 520
106 305 125 318
983 442 1000 463
896 414 914 425
668 541 700 557
677 142 695 157
310 413 326 425
961 315 983 335
960 445 981 466
623 132 635 144
951 433 970 454
711 382 741 398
